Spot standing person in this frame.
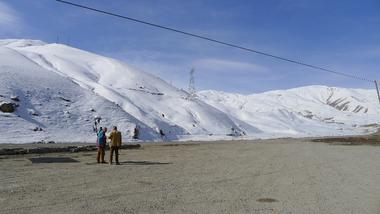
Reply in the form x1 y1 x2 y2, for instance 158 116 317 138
133 125 140 140
101 127 108 163
108 126 122 165
96 127 107 163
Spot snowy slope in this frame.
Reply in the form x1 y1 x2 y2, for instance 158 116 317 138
0 39 379 143
199 86 380 138
0 39 246 143
0 44 159 143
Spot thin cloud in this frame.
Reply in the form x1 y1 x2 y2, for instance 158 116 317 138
193 58 269 74
0 1 23 34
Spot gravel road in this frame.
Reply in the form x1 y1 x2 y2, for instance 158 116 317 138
1 139 380 214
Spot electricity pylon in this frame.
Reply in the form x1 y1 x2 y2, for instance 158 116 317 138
187 68 197 100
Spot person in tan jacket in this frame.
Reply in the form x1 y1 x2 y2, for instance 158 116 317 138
108 126 122 165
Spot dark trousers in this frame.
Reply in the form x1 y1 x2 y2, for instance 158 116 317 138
96 147 105 163
109 146 119 164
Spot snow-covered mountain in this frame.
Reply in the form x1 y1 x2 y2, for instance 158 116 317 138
199 86 380 138
0 39 379 143
0 39 246 143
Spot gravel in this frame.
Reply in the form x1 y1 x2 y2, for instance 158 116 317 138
1 139 380 214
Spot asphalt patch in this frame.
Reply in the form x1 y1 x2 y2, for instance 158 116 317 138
29 157 79 163
257 198 278 203
120 160 172 165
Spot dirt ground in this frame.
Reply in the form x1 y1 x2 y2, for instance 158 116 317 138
1 139 380 214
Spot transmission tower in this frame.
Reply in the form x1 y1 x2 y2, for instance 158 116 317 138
188 68 197 100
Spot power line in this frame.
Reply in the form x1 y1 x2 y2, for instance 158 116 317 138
56 0 373 83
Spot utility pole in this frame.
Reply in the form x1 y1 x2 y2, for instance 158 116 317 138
375 80 380 104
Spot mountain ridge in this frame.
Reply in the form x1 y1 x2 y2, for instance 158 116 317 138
0 39 379 143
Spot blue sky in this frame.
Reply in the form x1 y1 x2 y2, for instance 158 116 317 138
1 0 380 93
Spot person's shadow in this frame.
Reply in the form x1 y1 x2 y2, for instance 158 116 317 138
120 160 172 165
